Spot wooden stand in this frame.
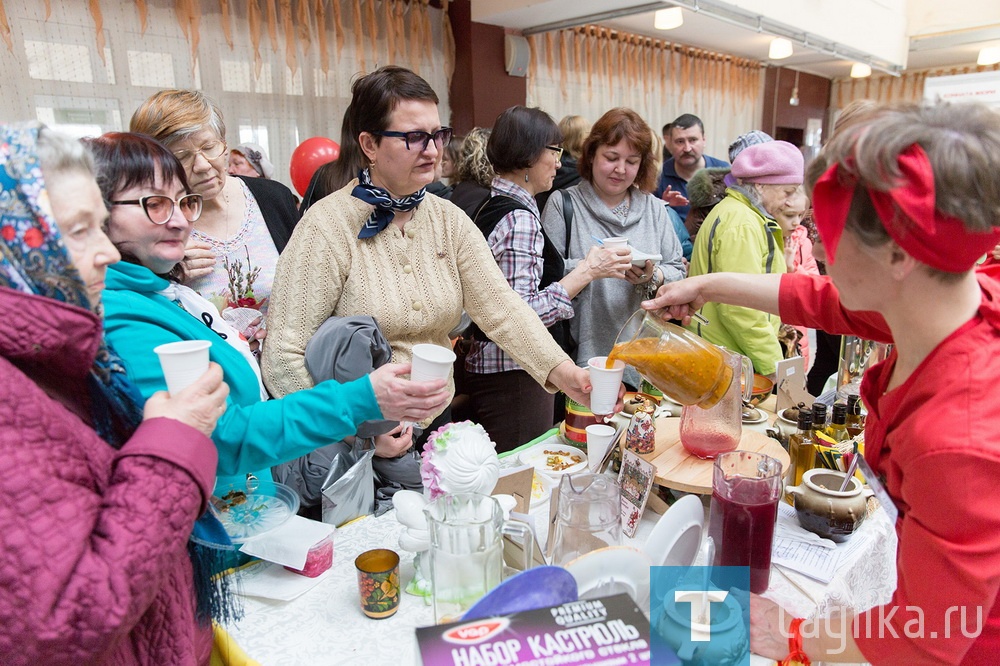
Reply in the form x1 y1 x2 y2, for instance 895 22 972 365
629 418 790 495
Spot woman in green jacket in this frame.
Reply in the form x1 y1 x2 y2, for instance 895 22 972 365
686 140 803 376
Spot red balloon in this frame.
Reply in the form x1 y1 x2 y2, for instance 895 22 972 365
289 137 340 196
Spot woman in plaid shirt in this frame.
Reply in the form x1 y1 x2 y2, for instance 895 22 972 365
465 106 630 452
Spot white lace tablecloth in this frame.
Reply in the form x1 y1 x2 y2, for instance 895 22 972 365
224 512 433 665
225 505 896 666
225 424 898 666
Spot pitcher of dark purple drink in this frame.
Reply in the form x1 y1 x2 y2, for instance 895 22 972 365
708 451 783 593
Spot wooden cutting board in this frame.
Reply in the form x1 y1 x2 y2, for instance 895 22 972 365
630 418 790 495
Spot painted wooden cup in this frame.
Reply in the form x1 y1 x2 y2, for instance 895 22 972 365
355 548 401 619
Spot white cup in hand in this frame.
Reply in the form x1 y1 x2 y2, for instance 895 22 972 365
410 343 456 383
154 340 212 396
588 356 625 416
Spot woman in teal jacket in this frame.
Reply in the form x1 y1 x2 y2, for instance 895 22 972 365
91 133 451 488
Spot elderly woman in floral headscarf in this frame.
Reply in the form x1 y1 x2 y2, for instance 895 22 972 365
0 122 229 663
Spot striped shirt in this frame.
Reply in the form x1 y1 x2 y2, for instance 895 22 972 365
465 177 574 374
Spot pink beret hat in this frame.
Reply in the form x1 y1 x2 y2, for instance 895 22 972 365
730 140 803 184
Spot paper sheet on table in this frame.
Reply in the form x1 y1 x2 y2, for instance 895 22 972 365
234 560 333 602
239 515 335 569
771 503 875 584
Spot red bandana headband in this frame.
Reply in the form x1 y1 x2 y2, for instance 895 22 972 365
812 143 1000 273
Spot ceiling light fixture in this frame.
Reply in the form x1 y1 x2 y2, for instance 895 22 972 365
851 63 872 78
654 7 684 30
769 37 793 60
789 70 800 106
978 46 1000 66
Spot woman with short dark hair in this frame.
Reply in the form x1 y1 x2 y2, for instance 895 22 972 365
541 107 685 387
264 68 612 454
465 106 628 451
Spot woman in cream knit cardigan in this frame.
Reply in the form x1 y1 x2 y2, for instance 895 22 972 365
262 67 606 447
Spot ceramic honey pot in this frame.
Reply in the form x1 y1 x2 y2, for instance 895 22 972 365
786 468 874 542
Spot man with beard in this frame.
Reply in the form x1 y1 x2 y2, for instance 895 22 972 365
654 113 729 220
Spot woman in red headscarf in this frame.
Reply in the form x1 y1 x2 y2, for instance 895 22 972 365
644 102 1000 665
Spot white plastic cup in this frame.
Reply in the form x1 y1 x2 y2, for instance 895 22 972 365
154 340 211 396
586 424 617 472
410 343 457 383
602 236 628 250
588 356 625 416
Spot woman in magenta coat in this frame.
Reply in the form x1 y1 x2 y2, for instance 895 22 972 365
0 122 228 664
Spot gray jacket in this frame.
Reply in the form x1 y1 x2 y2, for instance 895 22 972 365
541 181 685 386
271 316 420 509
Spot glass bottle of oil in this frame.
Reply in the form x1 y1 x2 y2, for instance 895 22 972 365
786 410 815 493
810 403 828 441
845 394 865 438
827 403 850 442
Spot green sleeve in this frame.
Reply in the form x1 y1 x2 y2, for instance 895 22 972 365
708 223 784 375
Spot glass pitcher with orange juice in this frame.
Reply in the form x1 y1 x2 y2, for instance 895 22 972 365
608 311 748 409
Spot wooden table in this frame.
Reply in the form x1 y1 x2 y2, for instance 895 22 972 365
633 411 790 495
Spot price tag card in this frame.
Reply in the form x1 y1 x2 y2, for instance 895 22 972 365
775 356 813 414
617 449 655 538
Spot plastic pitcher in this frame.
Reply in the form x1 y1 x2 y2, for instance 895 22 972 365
679 349 753 459
424 493 533 624
550 474 621 566
707 451 782 593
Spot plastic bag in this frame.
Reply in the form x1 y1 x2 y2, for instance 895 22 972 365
320 439 376 527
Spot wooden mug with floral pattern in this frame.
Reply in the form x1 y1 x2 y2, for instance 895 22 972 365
355 548 401 619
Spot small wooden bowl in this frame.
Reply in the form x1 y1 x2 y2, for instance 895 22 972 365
747 374 774 408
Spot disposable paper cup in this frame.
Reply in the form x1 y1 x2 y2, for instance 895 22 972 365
410 343 457 383
154 340 211 396
602 236 628 250
588 356 625 416
586 424 617 472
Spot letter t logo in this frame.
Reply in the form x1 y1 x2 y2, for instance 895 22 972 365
675 590 729 641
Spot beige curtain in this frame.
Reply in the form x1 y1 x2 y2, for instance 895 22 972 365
527 25 764 161
831 62 1000 109
0 0 456 190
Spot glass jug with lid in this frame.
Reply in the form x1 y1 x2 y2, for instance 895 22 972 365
609 310 744 409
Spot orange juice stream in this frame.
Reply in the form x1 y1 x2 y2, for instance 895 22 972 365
607 337 732 408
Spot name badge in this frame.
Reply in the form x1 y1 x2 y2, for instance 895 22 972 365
857 455 899 525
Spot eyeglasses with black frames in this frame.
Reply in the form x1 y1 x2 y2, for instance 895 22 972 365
546 145 564 161
172 140 227 167
371 127 453 152
110 194 204 224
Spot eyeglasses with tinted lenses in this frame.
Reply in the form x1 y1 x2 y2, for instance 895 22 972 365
172 141 227 166
546 145 564 161
372 127 453 151
110 194 204 224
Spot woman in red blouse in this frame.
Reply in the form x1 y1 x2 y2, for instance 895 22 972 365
644 102 1000 665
